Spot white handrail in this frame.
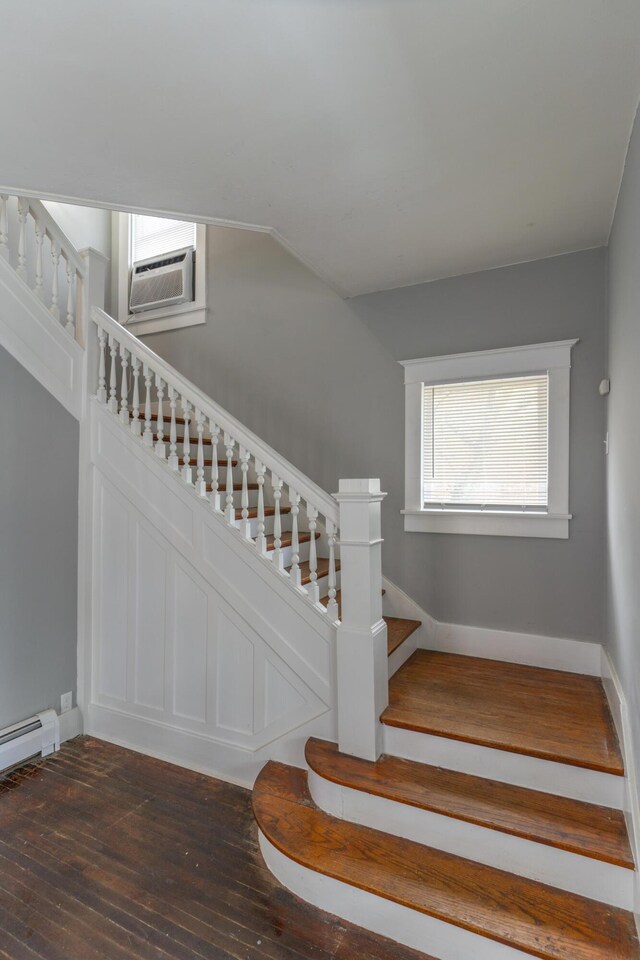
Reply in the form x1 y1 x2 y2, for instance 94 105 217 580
91 307 339 527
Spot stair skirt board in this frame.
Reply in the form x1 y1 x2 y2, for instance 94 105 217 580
0 709 60 775
307 768 633 909
259 831 543 960
383 726 625 810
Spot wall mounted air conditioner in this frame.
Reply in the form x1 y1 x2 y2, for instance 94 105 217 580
0 710 59 775
129 246 194 314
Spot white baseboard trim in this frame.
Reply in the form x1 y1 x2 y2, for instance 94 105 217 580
382 576 602 676
59 706 83 744
258 831 532 960
601 649 640 919
307 768 633 909
84 702 328 791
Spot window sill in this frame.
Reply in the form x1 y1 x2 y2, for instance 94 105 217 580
402 509 571 539
123 304 207 337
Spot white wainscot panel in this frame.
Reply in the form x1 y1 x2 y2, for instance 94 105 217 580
201 519 332 693
96 481 129 702
133 523 167 712
215 610 255 735
171 560 208 724
264 660 306 728
95 413 194 550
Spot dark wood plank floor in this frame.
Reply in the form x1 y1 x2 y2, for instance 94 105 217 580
0 737 432 960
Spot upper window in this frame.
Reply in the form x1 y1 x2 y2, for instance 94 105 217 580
401 340 577 538
117 212 207 336
131 215 196 264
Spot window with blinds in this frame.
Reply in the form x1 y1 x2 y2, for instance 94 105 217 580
131 215 197 264
422 374 549 509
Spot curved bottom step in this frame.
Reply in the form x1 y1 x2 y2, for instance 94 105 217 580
253 761 640 960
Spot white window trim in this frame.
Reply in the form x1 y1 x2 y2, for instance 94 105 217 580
400 339 578 539
115 213 207 336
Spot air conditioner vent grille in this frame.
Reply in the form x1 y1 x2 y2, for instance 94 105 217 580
130 268 185 309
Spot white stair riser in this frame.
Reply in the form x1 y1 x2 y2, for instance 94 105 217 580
259 832 536 960
387 630 419 678
383 725 625 809
307 770 633 910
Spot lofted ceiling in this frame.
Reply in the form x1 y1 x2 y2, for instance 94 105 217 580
1 1 640 296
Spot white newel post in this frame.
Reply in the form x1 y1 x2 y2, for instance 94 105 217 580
81 248 108 400
334 479 388 761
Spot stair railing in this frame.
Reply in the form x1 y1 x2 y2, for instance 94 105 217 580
0 194 86 340
91 306 342 624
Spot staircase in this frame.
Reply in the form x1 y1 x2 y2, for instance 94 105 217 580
0 192 638 959
253 653 639 960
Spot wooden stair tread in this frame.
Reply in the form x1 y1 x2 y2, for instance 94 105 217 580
266 531 320 551
253 762 639 960
382 651 624 776
385 617 421 655
203 459 238 467
235 505 291 520
285 558 341 586
305 738 634 869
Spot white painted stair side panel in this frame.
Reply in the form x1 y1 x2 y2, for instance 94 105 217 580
0 255 82 418
383 725 625 809
259 832 536 960
84 401 338 787
308 769 634 909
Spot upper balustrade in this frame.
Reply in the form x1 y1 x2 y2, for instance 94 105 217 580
0 194 86 340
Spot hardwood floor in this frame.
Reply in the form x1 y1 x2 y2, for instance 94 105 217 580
0 737 430 960
382 651 624 774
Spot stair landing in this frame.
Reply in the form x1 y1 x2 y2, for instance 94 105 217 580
382 651 624 775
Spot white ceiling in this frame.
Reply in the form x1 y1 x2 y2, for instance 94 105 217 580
1 1 640 296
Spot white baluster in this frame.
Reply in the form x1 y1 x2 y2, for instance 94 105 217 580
326 519 339 622
97 327 107 403
143 365 153 446
108 335 118 413
181 398 192 483
289 488 302 588
155 376 166 458
50 242 60 320
119 345 129 424
209 420 221 511
271 473 285 571
239 447 252 539
168 386 179 470
130 356 141 435
195 409 207 496
16 198 28 281
65 257 75 334
0 195 8 260
224 433 236 524
307 503 320 604
33 219 44 300
254 460 267 553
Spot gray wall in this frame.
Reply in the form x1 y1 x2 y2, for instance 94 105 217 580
606 105 640 770
144 231 607 642
0 345 79 727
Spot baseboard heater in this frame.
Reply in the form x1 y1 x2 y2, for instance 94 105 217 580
0 710 60 775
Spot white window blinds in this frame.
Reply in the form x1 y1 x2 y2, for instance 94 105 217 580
131 215 197 264
422 374 549 509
